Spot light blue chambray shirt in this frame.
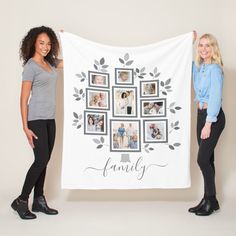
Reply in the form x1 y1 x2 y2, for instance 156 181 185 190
192 62 224 122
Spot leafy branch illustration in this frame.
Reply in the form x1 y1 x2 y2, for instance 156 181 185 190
149 67 160 79
167 102 182 114
165 142 181 150
75 72 87 82
143 143 155 153
160 78 172 95
134 67 146 79
94 57 109 72
169 121 180 133
92 136 109 149
72 112 83 129
73 87 85 101
119 53 134 67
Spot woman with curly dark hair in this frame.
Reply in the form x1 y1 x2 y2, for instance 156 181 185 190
11 26 63 220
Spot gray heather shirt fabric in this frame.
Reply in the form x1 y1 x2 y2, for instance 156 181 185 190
22 58 58 121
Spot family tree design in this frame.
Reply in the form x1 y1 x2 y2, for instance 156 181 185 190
72 53 182 160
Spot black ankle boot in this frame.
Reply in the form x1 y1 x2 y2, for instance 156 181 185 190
195 199 220 216
11 197 37 220
32 196 58 215
188 198 206 213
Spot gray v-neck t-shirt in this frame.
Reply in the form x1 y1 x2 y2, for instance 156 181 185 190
22 58 58 121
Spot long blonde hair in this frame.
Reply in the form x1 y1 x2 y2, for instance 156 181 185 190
196 34 223 68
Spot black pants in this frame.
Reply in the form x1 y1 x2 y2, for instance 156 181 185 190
20 119 56 200
197 108 225 197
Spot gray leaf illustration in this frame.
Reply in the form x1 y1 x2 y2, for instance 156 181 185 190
160 81 165 87
97 144 103 149
169 102 175 107
79 89 83 94
162 91 167 95
72 123 77 126
125 60 133 66
78 114 83 120
124 53 129 61
77 124 82 129
174 127 180 130
155 73 160 77
174 121 179 126
173 143 181 147
74 87 79 93
165 86 171 89
145 149 150 153
101 69 107 72
165 78 171 85
81 78 85 82
76 98 81 101
154 67 158 74
73 112 79 119
169 145 175 150
100 136 104 143
171 123 174 128
144 144 149 148
100 58 105 65
94 60 99 65
149 147 154 151
175 106 182 110
138 76 144 79
73 119 79 123
102 65 109 68
81 72 86 77
119 58 125 64
73 94 79 97
136 68 140 73
140 67 145 72
149 72 154 77
170 109 176 113
75 74 82 78
167 89 172 92
94 64 98 70
93 138 100 144
82 93 85 98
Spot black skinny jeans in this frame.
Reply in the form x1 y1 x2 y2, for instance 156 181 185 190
20 119 56 200
197 108 225 197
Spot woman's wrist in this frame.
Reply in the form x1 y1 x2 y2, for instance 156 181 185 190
205 121 212 127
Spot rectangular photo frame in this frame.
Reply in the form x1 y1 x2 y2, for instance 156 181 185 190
140 80 159 98
143 119 168 143
110 120 141 152
140 98 166 117
86 88 110 110
84 111 107 135
115 68 134 85
88 71 110 88
112 86 137 117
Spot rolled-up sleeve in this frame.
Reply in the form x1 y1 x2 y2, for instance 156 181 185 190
206 65 223 122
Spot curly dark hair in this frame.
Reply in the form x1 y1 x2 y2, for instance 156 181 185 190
20 26 59 66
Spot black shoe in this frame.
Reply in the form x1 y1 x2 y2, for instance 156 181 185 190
195 199 220 216
11 198 37 220
32 196 58 215
188 198 206 213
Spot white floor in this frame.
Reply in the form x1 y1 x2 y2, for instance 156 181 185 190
0 199 235 236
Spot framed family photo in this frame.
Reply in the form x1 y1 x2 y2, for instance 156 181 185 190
88 71 109 88
110 120 141 152
86 88 110 110
140 98 166 117
143 119 168 143
140 80 159 97
112 86 137 117
84 111 107 135
115 68 134 85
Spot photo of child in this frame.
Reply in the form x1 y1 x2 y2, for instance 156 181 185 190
141 99 166 117
86 89 109 110
88 71 109 88
140 80 159 97
115 68 134 85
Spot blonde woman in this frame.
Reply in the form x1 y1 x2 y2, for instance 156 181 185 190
189 32 225 216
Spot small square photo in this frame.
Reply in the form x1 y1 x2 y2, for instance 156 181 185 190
115 68 134 85
140 80 159 97
88 71 109 88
